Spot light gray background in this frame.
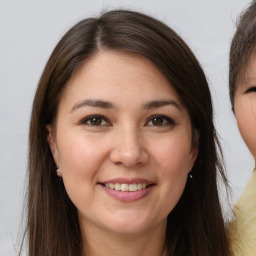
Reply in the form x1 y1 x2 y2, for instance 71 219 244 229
0 0 254 255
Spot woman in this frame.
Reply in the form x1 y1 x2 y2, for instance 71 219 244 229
21 10 230 256
228 1 256 255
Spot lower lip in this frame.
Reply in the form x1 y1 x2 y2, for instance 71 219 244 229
101 185 154 202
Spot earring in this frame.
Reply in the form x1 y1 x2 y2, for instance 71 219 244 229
189 170 193 179
56 166 61 177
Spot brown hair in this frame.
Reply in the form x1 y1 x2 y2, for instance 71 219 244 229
229 1 256 108
21 9 230 256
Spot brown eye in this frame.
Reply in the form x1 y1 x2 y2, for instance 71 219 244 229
80 115 110 126
90 117 103 126
146 115 175 127
152 117 164 126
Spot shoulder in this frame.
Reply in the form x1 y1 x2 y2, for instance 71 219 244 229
228 169 256 255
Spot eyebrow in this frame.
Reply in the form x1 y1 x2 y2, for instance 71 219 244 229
70 98 181 112
70 99 115 112
143 99 181 110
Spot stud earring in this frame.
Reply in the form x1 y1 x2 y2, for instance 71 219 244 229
56 166 61 177
188 170 193 179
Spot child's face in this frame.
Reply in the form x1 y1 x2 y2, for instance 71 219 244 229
234 57 256 160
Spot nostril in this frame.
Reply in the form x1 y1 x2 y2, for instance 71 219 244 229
109 140 149 167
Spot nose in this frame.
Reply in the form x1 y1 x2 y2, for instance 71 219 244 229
109 127 149 168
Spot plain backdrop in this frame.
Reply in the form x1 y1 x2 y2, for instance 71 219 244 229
0 0 254 255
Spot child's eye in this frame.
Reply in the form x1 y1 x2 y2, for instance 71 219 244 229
146 115 175 127
80 115 110 126
245 86 256 93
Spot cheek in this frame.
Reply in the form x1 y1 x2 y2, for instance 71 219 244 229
235 99 256 159
56 131 108 186
56 132 109 210
152 134 192 175
149 135 192 208
152 139 190 216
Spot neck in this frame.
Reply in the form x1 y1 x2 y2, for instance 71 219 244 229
81 221 167 256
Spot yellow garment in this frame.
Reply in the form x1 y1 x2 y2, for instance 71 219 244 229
229 168 256 256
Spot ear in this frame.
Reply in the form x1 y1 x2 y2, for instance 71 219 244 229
188 131 199 171
46 124 60 166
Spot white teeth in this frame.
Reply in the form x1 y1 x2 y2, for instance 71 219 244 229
105 183 148 192
137 183 142 190
120 184 129 191
129 184 137 192
114 183 121 191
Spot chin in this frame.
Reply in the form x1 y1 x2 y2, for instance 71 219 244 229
102 213 156 235
104 211 167 236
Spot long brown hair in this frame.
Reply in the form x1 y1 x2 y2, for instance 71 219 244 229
21 9 230 256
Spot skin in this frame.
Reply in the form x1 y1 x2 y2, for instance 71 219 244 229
47 51 198 256
234 57 256 161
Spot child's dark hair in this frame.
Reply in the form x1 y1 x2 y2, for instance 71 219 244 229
229 1 256 108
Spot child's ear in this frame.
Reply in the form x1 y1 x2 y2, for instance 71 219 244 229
46 124 59 166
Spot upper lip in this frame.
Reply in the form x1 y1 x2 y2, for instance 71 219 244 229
98 178 155 185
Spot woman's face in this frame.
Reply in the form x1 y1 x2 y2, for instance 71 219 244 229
47 51 198 236
234 57 256 160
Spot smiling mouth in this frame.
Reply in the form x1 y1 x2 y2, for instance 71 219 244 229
100 183 154 192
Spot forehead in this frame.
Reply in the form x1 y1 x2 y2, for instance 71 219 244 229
60 51 183 108
237 53 256 89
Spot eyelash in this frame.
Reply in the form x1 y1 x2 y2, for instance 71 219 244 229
146 114 176 127
245 87 256 93
79 114 176 127
80 115 110 126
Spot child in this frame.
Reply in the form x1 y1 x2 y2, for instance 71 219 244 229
229 1 256 255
